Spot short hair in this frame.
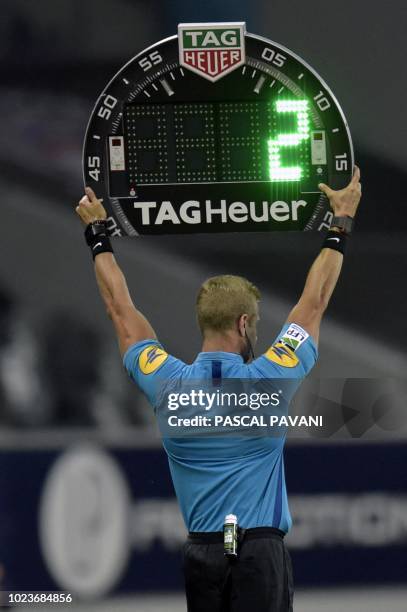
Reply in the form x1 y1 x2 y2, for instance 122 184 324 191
196 275 261 335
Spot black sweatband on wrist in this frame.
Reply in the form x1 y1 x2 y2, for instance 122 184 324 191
322 230 347 254
88 235 113 259
84 222 114 260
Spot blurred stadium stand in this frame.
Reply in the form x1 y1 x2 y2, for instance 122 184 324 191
0 0 406 609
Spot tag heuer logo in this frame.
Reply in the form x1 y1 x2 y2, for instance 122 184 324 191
178 22 246 82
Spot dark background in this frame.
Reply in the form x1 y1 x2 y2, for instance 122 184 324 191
0 1 406 607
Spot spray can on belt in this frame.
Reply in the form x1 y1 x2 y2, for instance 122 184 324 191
223 514 238 557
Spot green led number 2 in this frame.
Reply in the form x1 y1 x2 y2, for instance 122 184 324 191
268 99 310 182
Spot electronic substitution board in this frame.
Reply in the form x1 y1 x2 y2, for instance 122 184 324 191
83 23 353 236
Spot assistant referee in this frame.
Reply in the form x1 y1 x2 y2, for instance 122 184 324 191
76 166 362 611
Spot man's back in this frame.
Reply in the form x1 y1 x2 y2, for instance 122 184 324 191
124 323 317 532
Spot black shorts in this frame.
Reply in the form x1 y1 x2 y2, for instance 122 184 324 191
182 527 294 612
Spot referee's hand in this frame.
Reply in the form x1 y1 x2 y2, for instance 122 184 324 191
76 187 107 225
318 165 362 218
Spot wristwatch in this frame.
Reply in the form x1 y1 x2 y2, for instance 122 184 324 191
330 215 354 235
84 220 108 245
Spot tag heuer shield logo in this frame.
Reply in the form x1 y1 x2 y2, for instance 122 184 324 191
178 22 246 82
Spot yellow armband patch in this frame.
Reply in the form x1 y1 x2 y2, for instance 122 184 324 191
139 345 169 375
264 342 299 368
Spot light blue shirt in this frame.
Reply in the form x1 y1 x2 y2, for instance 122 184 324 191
124 323 317 532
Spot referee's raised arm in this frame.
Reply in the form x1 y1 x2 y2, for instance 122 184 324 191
75 187 156 356
287 166 362 345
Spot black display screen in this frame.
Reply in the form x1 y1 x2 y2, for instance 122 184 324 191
123 99 313 185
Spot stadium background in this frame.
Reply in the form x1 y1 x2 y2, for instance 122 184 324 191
0 0 406 610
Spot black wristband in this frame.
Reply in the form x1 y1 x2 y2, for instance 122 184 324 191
322 230 347 254
84 222 114 260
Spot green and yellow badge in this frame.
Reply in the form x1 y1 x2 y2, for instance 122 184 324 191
264 342 299 368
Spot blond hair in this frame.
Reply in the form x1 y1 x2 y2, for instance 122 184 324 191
196 275 260 335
